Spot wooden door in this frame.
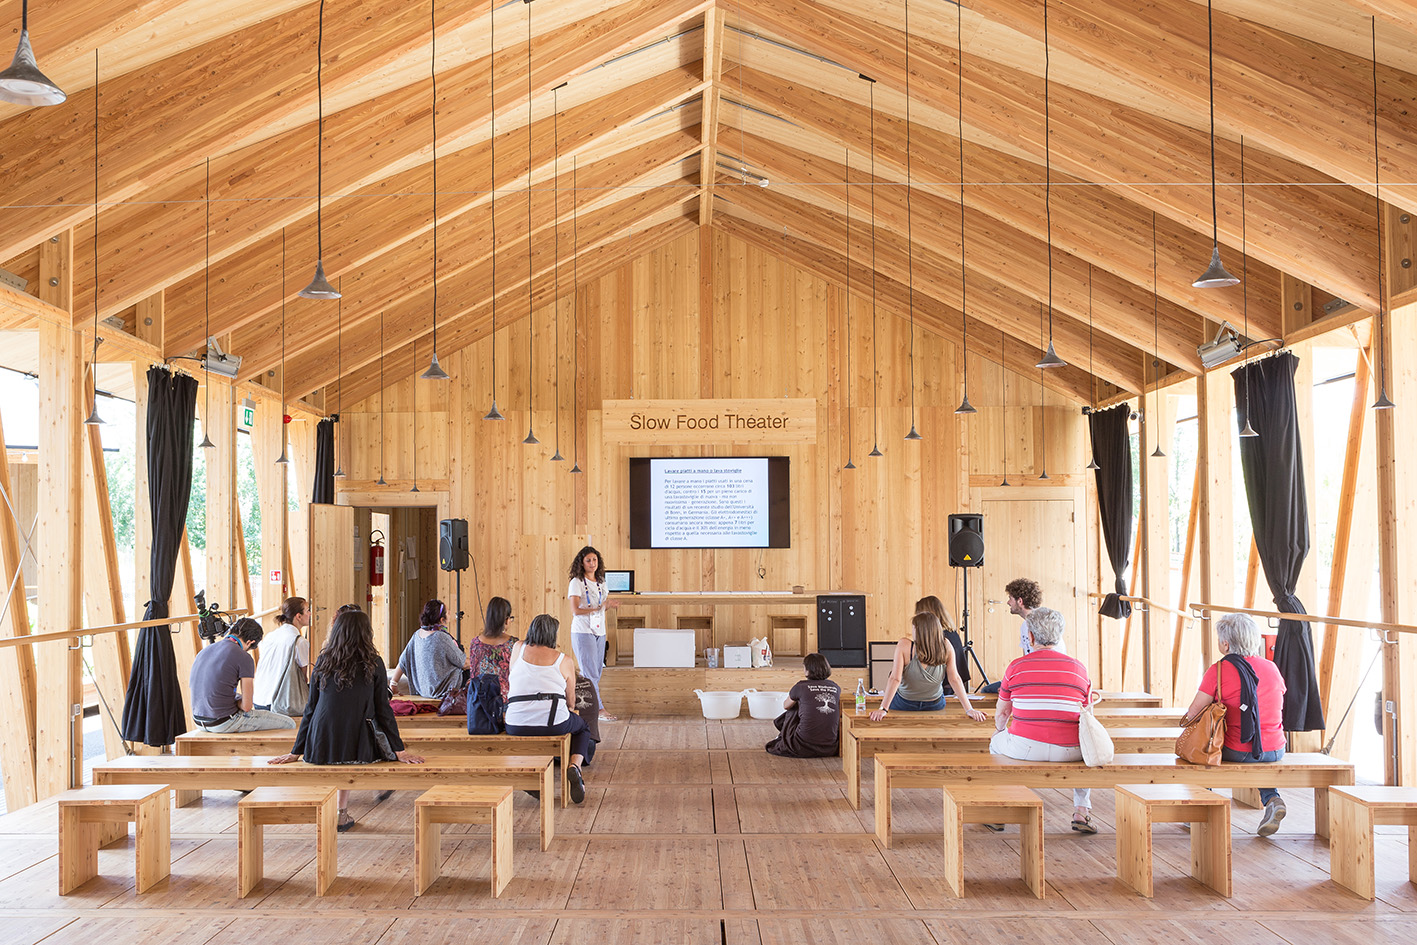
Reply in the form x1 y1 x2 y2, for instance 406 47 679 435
308 504 355 657
970 488 1088 686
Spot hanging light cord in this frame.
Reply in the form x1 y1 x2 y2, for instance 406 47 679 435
281 229 287 419
489 0 499 408
844 145 852 465
956 1 969 396
526 0 535 433
553 83 562 457
315 0 327 262
203 156 211 427
904 0 916 431
1043 0 1055 345
92 50 101 375
430 0 439 353
380 308 386 478
867 76 879 452
1087 265 1095 407
571 154 580 469
1241 136 1250 403
1205 0 1220 248
1371 16 1391 404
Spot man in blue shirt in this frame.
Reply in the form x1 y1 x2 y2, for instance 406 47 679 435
189 617 296 732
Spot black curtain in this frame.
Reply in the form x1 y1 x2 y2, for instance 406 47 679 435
313 417 335 504
1090 405 1134 619
120 367 198 747
1234 352 1324 731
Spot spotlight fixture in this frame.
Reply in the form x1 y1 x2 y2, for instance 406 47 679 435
1192 0 1239 289
1197 320 1243 369
0 0 65 107
299 0 341 300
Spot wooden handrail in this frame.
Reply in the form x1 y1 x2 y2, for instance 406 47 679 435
1187 601 1417 637
0 604 280 650
1086 593 1195 622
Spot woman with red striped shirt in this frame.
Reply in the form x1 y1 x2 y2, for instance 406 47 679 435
990 607 1098 833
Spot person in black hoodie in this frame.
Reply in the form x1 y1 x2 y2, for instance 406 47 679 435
269 608 425 830
1180 613 1289 836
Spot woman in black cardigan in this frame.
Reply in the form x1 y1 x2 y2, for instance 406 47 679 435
270 609 424 830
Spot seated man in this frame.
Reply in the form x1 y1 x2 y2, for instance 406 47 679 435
190 617 297 733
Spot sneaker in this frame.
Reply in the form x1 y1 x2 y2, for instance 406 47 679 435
568 764 586 805
1257 797 1286 837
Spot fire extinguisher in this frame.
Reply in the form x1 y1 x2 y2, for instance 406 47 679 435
369 530 386 588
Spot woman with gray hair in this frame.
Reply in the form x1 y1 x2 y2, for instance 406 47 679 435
990 607 1098 832
1181 612 1288 836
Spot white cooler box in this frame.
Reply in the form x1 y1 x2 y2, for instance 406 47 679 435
633 628 697 667
723 645 752 668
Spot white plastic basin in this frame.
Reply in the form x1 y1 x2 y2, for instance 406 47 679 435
693 689 743 720
744 689 790 720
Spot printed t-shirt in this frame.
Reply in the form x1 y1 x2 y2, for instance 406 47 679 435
789 679 841 748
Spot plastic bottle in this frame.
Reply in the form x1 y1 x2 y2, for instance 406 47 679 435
855 678 866 714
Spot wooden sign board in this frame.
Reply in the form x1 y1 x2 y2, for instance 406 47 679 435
602 399 817 444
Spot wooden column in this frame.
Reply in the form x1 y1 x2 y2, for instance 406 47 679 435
252 397 288 611
1140 387 1174 705
81 413 131 760
203 379 238 614
36 231 83 797
1195 369 1235 668
0 405 38 808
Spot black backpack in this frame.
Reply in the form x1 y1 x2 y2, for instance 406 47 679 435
467 673 506 735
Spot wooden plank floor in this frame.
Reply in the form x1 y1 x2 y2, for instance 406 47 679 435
1 719 1413 945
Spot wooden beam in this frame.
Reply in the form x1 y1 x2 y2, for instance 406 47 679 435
253 398 289 611
169 528 199 735
0 402 38 809
1172 461 1202 701
81 407 131 761
201 380 237 615
1140 382 1174 705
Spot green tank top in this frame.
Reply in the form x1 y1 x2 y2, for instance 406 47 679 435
898 642 945 702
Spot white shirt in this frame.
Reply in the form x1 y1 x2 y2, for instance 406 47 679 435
252 623 310 707
505 648 571 727
568 577 607 636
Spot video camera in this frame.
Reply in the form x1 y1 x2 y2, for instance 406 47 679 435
195 590 234 643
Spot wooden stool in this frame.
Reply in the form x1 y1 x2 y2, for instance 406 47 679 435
1329 785 1417 900
1115 784 1231 898
415 786 514 897
941 785 1044 899
237 787 337 898
57 784 171 894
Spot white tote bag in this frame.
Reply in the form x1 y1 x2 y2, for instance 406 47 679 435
1077 692 1114 766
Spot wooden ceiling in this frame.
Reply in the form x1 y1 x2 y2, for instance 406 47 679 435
0 0 1409 404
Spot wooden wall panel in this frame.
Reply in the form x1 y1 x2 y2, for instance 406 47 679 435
336 229 1092 681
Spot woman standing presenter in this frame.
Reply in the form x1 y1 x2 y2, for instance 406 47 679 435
568 545 618 721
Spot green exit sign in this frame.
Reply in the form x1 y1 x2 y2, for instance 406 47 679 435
238 403 256 432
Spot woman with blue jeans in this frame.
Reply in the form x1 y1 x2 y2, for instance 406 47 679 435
1181 612 1289 836
869 612 987 722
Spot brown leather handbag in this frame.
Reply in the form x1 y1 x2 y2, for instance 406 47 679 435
1175 667 1227 766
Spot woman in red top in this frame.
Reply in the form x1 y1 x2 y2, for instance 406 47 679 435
1181 612 1288 836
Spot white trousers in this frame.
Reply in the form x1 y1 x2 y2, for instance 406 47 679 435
990 729 1092 809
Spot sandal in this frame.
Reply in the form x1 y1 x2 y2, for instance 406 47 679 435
1070 815 1097 835
336 810 356 833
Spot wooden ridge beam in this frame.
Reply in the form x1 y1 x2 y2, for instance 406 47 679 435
698 4 725 226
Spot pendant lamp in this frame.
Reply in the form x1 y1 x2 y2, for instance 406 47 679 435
522 1 538 446
1000 387 1011 487
550 84 564 462
483 0 505 420
865 76 882 459
198 155 215 447
902 0 921 441
376 307 387 485
411 337 421 493
1150 213 1166 459
1085 265 1101 470
1037 303 1050 478
299 1 340 300
0 0 65 106
421 0 449 380
954 3 977 416
1369 18 1395 410
84 52 105 427
1192 0 1239 289
569 156 582 474
275 230 290 465
1237 138 1258 438
1036 0 1066 369
843 145 855 471
333 277 346 476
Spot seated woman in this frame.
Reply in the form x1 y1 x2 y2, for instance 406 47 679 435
1181 612 1288 836
467 596 518 701
390 599 465 699
765 653 841 758
916 595 971 693
990 607 1096 833
504 614 595 804
869 612 987 722
269 609 425 831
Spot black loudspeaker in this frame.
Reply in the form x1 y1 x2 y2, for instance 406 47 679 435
948 513 984 568
816 595 866 667
439 518 469 572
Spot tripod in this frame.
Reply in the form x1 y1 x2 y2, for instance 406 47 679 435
958 567 991 691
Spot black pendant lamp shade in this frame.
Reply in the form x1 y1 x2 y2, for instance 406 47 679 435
299 0 341 300
1193 0 1239 289
0 0 65 106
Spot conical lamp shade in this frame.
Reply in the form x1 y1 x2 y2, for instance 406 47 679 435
1036 340 1066 369
0 30 66 107
550 448 564 462
199 430 215 449
421 352 450 380
375 475 387 486
523 428 539 445
1192 245 1240 288
844 459 856 470
570 462 582 474
904 425 921 441
1000 476 1011 487
1038 468 1050 480
868 444 883 458
954 395 977 415
333 464 346 478
84 403 104 426
1239 418 1259 438
275 447 289 464
483 400 505 421
410 483 421 493
1374 388 1395 410
1151 444 1166 458
298 259 341 300
1086 456 1100 471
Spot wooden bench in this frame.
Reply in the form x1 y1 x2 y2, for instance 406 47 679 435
57 785 170 894
1328 785 1417 900
942 785 1044 899
844 727 1182 809
93 754 558 851
1115 784 1231 898
416 787 515 897
239 787 338 897
870 752 1355 847
174 731 572 808
839 707 1186 758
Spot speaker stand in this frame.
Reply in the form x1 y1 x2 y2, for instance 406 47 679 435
959 567 991 691
453 567 465 647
